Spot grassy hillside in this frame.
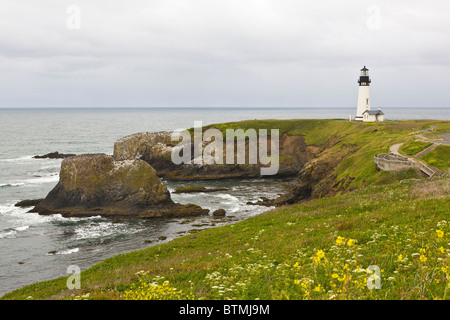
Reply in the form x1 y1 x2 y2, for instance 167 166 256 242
2 119 449 300
421 145 450 172
3 176 449 300
204 119 445 189
399 139 433 156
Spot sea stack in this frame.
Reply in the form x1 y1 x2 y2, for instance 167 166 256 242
31 154 209 218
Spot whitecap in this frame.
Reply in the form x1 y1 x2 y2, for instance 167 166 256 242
0 175 59 189
73 221 141 240
0 156 34 162
0 183 25 188
23 175 59 185
58 248 79 255
0 230 17 239
0 203 69 227
15 226 29 232
215 194 241 212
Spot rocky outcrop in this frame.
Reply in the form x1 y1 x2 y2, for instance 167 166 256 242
31 154 209 219
113 131 317 181
33 152 76 159
274 143 360 205
212 209 226 217
15 199 44 207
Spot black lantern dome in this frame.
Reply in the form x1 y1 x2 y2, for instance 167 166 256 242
358 66 371 86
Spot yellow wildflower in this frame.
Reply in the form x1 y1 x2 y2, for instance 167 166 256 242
397 254 403 262
336 236 344 245
316 250 325 259
436 229 444 238
338 275 346 282
419 255 427 263
293 262 299 268
442 266 448 273
438 246 445 254
347 239 356 246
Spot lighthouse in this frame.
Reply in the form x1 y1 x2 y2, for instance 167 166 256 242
355 66 371 121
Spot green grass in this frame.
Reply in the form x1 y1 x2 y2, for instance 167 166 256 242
2 119 449 301
423 133 442 140
399 139 433 156
426 121 450 135
198 119 445 189
421 145 450 172
3 177 449 300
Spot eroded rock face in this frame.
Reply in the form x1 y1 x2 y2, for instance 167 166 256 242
113 131 316 181
274 142 360 205
31 154 209 218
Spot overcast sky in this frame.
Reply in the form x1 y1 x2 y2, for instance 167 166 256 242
0 0 449 108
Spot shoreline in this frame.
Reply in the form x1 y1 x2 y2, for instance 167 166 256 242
1 118 449 299
0 177 294 297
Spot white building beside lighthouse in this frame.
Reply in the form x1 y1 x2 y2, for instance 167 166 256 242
355 66 384 122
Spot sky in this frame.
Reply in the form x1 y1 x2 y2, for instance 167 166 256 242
0 0 449 108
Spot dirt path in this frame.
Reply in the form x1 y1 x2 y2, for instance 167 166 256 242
416 125 450 146
388 142 446 177
390 143 404 156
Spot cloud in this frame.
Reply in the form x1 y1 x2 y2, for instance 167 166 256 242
0 0 449 108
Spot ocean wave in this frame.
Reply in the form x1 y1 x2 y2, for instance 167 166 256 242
0 225 31 239
0 183 25 188
46 248 80 255
0 229 17 239
74 221 141 240
59 248 79 255
15 225 29 232
0 156 34 163
31 163 61 177
0 175 59 189
23 175 59 184
215 193 241 212
0 203 67 226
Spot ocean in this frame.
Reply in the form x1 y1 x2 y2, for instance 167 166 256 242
0 107 449 296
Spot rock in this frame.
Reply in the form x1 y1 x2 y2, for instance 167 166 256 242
212 209 226 216
246 197 274 207
47 251 58 255
158 236 167 241
30 154 209 219
33 152 76 159
15 199 44 207
173 186 228 193
113 131 312 181
274 142 360 205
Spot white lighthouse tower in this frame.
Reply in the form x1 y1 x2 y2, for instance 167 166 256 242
355 66 371 121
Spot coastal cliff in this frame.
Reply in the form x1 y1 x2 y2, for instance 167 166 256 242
31 154 209 218
112 119 438 204
32 119 441 219
113 131 318 180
